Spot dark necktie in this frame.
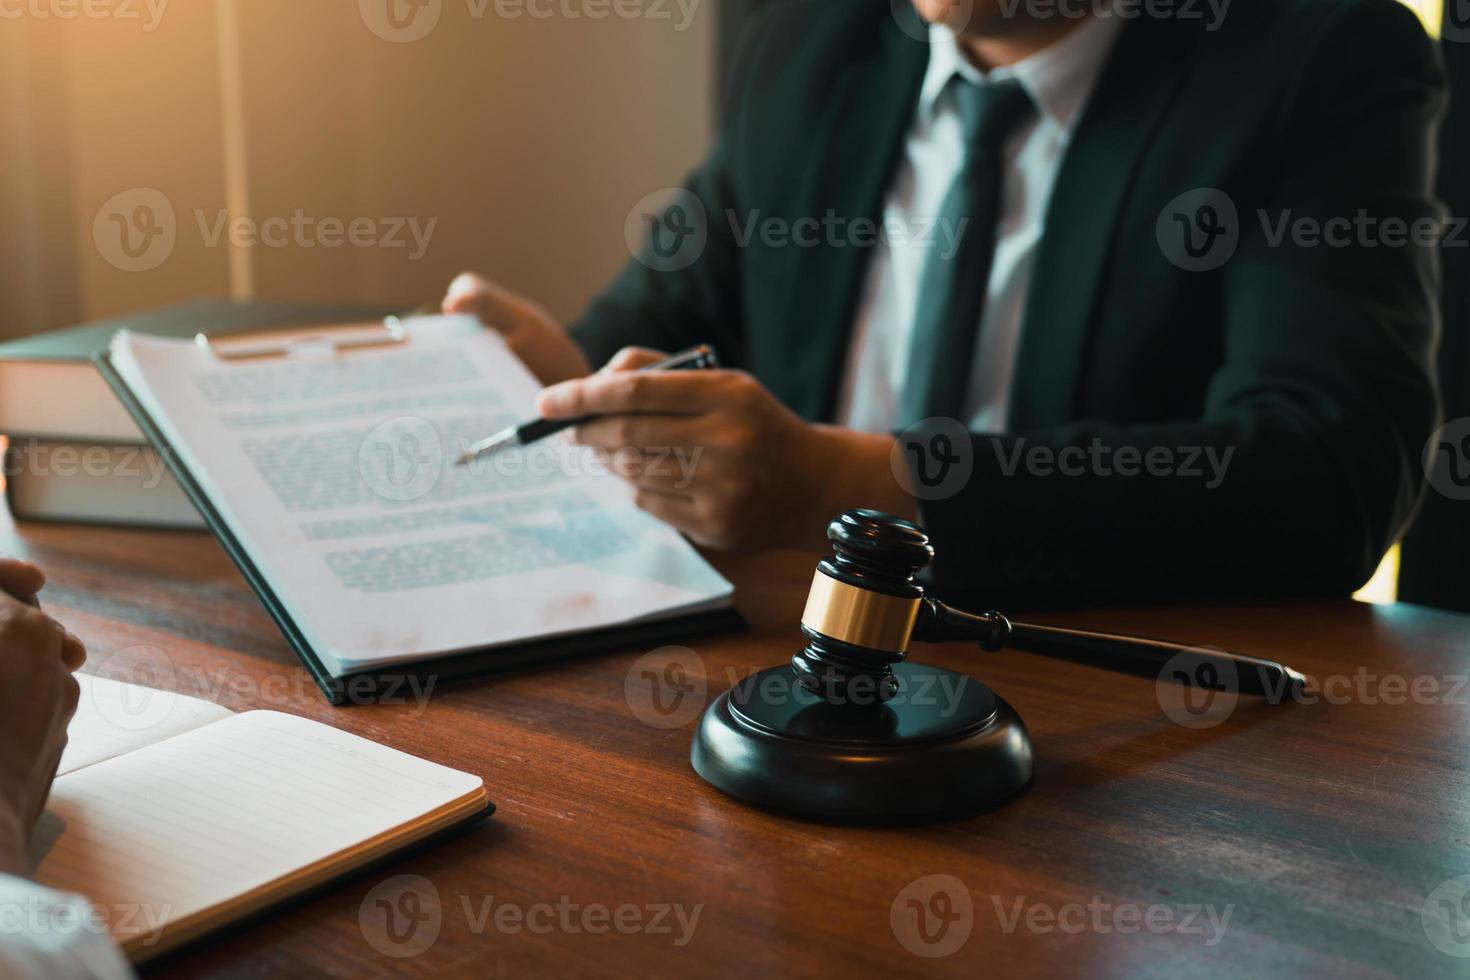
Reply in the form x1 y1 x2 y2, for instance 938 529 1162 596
897 76 1036 428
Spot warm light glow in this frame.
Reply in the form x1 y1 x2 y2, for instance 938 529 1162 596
1397 0 1443 35
1354 544 1400 605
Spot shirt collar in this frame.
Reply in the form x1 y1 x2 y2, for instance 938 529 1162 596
917 14 1125 135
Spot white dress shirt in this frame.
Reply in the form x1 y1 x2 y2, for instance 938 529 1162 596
0 875 135 980
836 16 1124 433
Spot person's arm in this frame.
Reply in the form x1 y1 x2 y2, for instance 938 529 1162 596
0 558 132 980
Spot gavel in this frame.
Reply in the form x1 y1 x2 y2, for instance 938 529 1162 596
791 509 1306 704
691 509 1306 821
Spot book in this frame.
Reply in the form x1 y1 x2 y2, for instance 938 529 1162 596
5 438 205 528
0 299 401 443
98 314 739 701
33 673 493 964
0 300 400 529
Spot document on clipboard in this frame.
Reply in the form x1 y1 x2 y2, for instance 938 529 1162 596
96 315 737 700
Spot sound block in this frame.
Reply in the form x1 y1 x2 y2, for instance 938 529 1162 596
691 663 1033 822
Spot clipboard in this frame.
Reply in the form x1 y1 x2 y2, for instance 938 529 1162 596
193 316 412 360
93 322 745 705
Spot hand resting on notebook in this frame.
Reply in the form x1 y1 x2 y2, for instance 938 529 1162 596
0 557 85 876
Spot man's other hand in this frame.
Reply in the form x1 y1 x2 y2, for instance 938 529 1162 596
538 347 916 550
442 272 592 386
0 558 84 876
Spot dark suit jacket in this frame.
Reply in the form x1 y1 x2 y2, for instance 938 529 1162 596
570 0 1445 602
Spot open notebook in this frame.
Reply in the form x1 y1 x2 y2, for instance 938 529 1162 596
32 674 492 963
97 315 738 700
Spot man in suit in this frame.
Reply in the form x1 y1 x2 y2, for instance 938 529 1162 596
445 0 1445 601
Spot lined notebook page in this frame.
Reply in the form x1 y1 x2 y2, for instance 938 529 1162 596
35 711 484 950
59 673 234 777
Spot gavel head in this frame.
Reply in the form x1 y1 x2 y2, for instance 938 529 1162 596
791 510 935 705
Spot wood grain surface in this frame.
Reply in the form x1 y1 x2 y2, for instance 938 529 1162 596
8 509 1470 979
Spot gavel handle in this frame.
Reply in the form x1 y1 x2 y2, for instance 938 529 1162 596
914 600 1305 700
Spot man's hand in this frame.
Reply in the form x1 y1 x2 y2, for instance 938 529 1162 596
538 348 916 550
442 272 592 386
0 558 84 877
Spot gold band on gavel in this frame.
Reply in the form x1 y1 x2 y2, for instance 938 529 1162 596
800 571 923 656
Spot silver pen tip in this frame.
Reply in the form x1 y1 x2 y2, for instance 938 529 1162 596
455 427 518 466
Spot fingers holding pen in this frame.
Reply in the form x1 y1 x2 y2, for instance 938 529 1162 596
568 418 710 492
566 415 704 455
531 362 824 550
537 369 740 419
537 370 720 490
599 347 668 373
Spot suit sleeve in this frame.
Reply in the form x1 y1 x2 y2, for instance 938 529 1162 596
915 0 1446 603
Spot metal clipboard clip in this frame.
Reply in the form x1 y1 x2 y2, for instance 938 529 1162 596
194 316 410 361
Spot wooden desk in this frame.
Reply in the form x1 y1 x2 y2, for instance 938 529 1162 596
10 512 1470 978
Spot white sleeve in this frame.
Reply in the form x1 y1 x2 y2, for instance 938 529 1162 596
0 874 135 980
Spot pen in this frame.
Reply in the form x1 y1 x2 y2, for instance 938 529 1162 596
455 344 721 466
